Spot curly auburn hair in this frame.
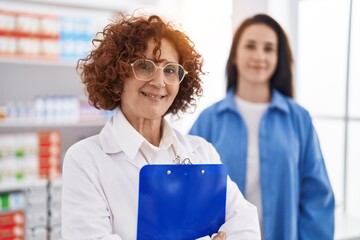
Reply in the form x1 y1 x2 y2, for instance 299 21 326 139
77 14 204 115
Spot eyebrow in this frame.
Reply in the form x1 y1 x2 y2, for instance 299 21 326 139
245 39 276 46
146 58 178 65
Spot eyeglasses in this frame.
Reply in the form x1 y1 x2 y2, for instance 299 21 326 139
131 59 188 85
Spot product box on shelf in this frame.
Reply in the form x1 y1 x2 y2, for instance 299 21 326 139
0 210 25 239
0 180 50 240
0 9 60 59
38 130 61 179
0 8 96 61
0 130 62 185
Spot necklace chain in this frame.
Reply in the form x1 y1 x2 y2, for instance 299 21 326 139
139 145 183 165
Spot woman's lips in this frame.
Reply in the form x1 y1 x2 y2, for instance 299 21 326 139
141 91 166 99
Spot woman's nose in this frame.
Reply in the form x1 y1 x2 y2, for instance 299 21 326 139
253 49 266 60
149 69 166 88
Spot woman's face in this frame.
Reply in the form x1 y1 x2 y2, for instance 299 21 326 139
235 23 278 87
120 38 180 123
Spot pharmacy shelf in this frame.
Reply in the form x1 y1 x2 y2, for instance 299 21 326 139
7 0 135 12
0 120 107 128
0 179 48 193
0 57 77 67
0 208 26 216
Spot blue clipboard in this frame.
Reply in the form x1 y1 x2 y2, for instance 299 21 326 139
137 164 227 240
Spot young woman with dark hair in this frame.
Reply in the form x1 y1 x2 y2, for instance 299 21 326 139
190 13 334 240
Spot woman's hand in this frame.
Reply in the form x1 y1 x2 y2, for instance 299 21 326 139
213 231 226 240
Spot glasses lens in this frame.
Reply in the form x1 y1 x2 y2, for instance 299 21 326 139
132 59 186 84
132 59 155 81
163 64 185 84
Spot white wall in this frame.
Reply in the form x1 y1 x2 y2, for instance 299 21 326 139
232 0 298 72
232 0 267 30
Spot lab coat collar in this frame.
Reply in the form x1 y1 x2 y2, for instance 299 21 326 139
99 117 121 154
99 109 179 161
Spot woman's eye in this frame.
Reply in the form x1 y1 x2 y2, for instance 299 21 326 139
164 66 176 74
245 44 255 50
139 63 153 71
264 47 275 52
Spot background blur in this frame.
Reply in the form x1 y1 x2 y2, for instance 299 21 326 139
0 0 359 239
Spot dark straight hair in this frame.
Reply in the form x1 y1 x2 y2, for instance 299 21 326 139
226 14 294 98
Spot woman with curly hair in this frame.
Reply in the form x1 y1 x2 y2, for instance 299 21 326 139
61 14 260 240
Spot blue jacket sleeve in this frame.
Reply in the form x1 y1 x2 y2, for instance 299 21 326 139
299 117 335 240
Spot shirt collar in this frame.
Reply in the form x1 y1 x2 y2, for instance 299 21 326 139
158 119 175 150
112 109 144 160
103 109 176 160
270 89 290 113
217 87 289 114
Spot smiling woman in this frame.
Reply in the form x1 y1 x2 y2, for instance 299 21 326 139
120 39 181 144
78 15 203 117
61 13 261 240
190 13 335 240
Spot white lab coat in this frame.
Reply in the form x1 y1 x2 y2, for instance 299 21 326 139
61 110 260 240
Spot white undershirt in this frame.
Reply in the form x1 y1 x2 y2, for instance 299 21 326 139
235 96 268 233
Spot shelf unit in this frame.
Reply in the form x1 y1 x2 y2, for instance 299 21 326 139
0 179 48 193
0 0 123 165
0 2 125 239
0 61 106 159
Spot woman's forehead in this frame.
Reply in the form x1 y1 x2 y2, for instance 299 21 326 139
144 39 179 63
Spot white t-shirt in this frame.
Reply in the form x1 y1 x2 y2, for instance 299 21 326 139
235 96 268 233
61 109 261 240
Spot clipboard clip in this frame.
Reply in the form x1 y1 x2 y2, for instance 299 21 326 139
171 145 192 165
173 155 192 165
181 158 192 165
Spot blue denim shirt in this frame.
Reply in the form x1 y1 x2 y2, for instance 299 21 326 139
189 89 334 240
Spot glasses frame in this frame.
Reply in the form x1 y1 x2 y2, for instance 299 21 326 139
130 59 188 85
